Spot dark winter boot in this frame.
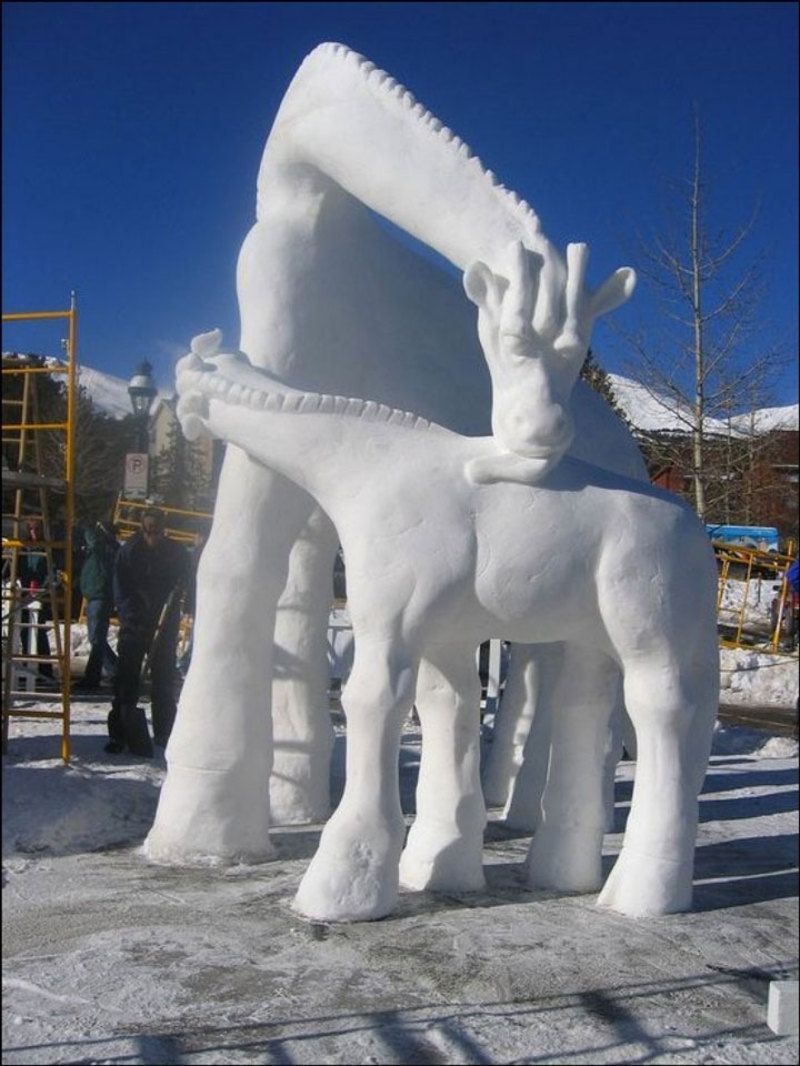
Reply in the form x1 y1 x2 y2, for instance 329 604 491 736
105 703 126 753
122 704 153 758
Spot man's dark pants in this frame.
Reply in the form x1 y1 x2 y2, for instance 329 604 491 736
108 613 180 753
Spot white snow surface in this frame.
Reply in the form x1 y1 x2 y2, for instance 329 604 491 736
75 364 140 420
730 405 800 434
607 373 798 437
3 681 798 1063
720 648 800 707
75 364 170 420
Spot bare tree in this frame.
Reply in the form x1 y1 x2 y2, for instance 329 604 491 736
618 108 787 521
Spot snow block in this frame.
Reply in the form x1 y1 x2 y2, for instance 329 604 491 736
767 980 799 1036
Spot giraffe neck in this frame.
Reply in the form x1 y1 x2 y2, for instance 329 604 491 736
180 353 459 501
260 42 556 273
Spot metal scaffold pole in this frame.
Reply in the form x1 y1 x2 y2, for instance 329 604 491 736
2 295 78 761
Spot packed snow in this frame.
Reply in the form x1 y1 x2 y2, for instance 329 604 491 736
3 642 798 1064
4 552 798 1063
720 649 799 708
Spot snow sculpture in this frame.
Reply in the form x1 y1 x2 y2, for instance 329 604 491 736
172 280 719 921
144 42 647 871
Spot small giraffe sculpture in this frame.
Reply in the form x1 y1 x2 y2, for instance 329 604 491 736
169 252 719 923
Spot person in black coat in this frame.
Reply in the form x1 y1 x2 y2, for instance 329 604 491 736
107 508 190 756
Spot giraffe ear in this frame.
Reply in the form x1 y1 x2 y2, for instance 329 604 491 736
463 260 504 310
190 328 223 357
590 268 636 318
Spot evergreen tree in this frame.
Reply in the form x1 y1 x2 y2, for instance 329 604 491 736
150 403 209 510
580 348 633 432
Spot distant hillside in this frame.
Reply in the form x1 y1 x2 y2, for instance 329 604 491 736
76 363 171 419
607 373 798 437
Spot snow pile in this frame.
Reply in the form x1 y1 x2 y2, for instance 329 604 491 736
44 622 117 664
3 744 164 857
718 575 777 630
720 647 799 707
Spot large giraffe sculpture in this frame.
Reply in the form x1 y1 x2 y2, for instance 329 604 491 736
145 42 647 868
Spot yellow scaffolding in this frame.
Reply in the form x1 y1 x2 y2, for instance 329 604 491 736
2 297 78 761
112 494 211 545
714 541 798 655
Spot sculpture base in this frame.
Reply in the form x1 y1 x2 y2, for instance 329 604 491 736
144 762 275 866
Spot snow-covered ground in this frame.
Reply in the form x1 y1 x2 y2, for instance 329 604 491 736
3 683 798 1064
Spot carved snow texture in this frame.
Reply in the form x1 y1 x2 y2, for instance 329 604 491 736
180 361 444 435
288 42 541 232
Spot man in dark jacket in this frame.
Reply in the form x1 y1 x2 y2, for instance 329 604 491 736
75 521 119 691
107 508 190 756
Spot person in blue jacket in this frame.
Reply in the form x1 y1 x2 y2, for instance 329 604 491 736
107 508 190 756
787 558 799 596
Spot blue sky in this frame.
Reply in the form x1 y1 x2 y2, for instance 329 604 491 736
3 2 798 405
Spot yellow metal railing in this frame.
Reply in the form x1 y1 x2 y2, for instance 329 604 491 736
714 541 798 656
112 495 211 545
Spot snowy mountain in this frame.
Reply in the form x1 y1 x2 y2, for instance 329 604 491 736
729 404 800 434
1 353 170 420
75 363 172 419
75 364 138 419
607 372 798 437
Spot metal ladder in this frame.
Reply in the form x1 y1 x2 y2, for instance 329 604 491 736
2 297 78 760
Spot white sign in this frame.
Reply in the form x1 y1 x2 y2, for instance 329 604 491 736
124 453 149 498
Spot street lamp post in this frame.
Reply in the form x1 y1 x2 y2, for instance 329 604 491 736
125 361 157 499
